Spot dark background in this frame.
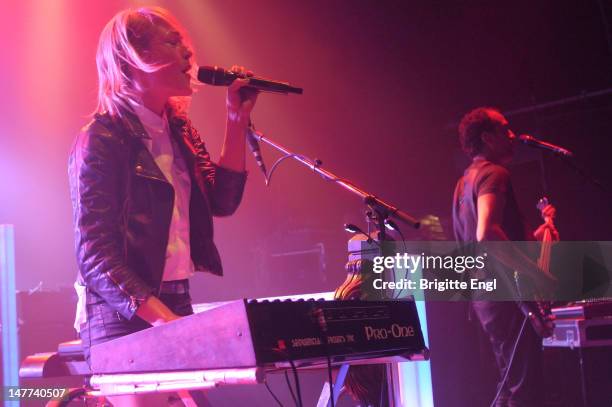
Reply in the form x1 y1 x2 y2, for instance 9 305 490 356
1 1 612 406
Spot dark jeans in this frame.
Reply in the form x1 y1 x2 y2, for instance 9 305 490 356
80 290 193 366
472 301 543 407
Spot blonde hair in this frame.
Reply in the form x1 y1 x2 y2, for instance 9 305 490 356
95 6 195 117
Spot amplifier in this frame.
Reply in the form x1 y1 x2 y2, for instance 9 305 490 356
552 300 612 320
543 317 612 348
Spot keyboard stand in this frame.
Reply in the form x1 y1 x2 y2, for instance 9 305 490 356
316 363 349 407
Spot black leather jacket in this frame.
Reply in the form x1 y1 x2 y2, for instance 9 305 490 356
68 108 246 320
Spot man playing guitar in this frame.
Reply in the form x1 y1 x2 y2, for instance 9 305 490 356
452 107 558 407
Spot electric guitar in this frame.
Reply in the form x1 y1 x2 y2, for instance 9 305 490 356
514 197 556 338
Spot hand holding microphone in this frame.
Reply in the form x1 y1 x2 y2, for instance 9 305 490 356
198 65 303 95
202 65 303 178
224 65 259 122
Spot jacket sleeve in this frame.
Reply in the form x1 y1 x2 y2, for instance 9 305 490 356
188 124 247 217
68 122 155 320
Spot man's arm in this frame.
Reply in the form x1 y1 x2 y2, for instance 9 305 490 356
477 193 554 286
476 192 509 242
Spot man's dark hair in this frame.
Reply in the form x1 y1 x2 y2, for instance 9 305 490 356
458 107 502 158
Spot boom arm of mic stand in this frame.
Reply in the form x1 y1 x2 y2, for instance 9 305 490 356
248 127 420 229
363 196 420 229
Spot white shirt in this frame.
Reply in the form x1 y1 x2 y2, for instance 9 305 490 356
131 103 195 282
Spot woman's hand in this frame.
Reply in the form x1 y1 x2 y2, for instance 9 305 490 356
136 295 181 327
226 65 259 122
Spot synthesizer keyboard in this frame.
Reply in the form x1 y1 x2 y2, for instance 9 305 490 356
90 297 427 374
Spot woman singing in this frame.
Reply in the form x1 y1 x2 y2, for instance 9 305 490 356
69 6 257 405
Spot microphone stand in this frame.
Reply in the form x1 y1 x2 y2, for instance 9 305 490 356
247 125 420 230
561 156 612 201
248 124 417 407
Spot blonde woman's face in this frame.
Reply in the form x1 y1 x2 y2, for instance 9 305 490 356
135 21 193 98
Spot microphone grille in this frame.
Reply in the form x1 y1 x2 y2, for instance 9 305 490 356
197 66 234 86
518 134 536 144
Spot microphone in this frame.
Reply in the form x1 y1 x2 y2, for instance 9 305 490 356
197 66 303 95
518 134 573 158
247 123 267 176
